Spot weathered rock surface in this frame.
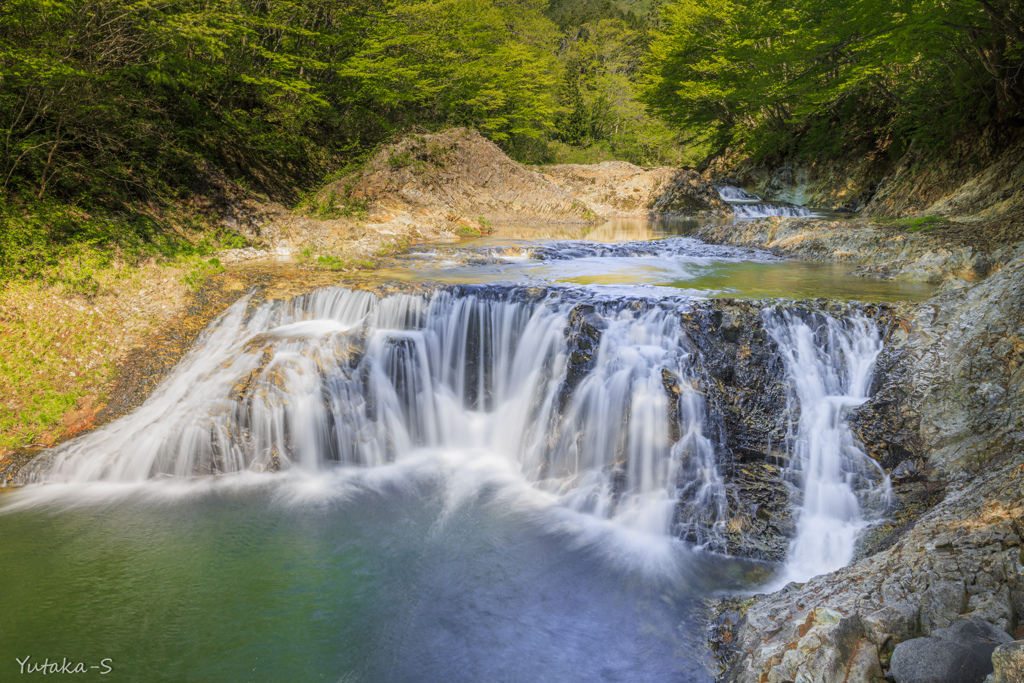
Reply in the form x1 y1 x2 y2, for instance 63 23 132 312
718 253 1024 683
989 640 1024 683
694 216 1020 283
542 161 730 217
907 252 1024 473
890 618 1014 683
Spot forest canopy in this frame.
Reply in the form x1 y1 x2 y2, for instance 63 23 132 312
2 0 1023 266
643 0 1024 160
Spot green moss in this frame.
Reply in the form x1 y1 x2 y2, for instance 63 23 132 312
876 215 952 232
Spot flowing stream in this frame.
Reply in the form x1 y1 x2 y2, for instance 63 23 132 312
0 219 922 682
715 184 815 218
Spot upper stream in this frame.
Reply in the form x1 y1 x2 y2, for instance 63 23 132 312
1 215 919 682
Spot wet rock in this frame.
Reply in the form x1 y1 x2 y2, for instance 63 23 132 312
557 304 604 414
989 641 1024 683
891 618 1014 683
694 217 1021 284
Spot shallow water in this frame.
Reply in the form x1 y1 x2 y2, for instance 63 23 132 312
367 219 934 302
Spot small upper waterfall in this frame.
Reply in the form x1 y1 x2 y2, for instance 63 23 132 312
15 286 727 539
713 185 761 203
765 310 890 582
731 204 814 219
715 184 814 219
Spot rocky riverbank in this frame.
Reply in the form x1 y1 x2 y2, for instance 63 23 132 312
695 216 1024 284
713 251 1024 682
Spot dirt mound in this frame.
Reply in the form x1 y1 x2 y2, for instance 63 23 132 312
321 129 594 226
541 161 729 217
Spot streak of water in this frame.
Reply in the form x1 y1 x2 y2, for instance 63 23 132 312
765 310 891 583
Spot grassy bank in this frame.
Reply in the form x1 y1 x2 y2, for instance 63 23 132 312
0 201 254 454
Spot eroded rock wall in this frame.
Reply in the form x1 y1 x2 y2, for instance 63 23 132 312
694 217 1017 284
718 251 1024 682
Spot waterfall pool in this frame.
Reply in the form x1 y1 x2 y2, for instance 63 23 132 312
1 220 925 681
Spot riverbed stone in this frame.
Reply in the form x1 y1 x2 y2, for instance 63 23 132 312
891 637 987 683
891 618 1015 683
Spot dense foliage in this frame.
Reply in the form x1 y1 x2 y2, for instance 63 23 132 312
0 0 567 209
643 0 1024 160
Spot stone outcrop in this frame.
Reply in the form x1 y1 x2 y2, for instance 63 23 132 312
722 456 1024 683
716 252 1024 683
906 252 1024 473
694 216 1023 283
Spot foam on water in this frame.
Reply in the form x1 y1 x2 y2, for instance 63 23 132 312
765 309 891 584
15 286 729 544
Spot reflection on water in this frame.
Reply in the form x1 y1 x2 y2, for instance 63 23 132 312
487 217 705 242
369 219 934 302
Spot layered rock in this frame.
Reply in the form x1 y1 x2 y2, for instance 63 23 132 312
717 252 1024 683
694 217 1021 283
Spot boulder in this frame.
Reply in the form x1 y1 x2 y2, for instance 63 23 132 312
891 618 1015 683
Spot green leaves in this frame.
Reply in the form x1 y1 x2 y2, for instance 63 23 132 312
643 0 1024 158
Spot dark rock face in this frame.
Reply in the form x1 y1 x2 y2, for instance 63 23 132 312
557 304 603 414
680 301 793 560
890 618 1015 683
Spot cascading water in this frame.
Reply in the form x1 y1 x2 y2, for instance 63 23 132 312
714 185 761 203
731 204 814 219
765 309 891 582
16 286 727 540
715 184 815 219
0 223 931 682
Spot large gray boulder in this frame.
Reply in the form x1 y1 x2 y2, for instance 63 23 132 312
891 618 1015 683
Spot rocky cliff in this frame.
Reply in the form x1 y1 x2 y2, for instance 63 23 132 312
716 127 1024 222
716 250 1024 683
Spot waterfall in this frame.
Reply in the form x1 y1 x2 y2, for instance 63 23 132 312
714 185 761 203
731 204 814 219
765 309 890 582
15 286 727 539
715 184 814 219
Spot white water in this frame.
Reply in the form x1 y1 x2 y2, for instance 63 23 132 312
714 185 761 203
765 310 891 582
732 204 814 219
715 184 815 219
17 287 727 540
